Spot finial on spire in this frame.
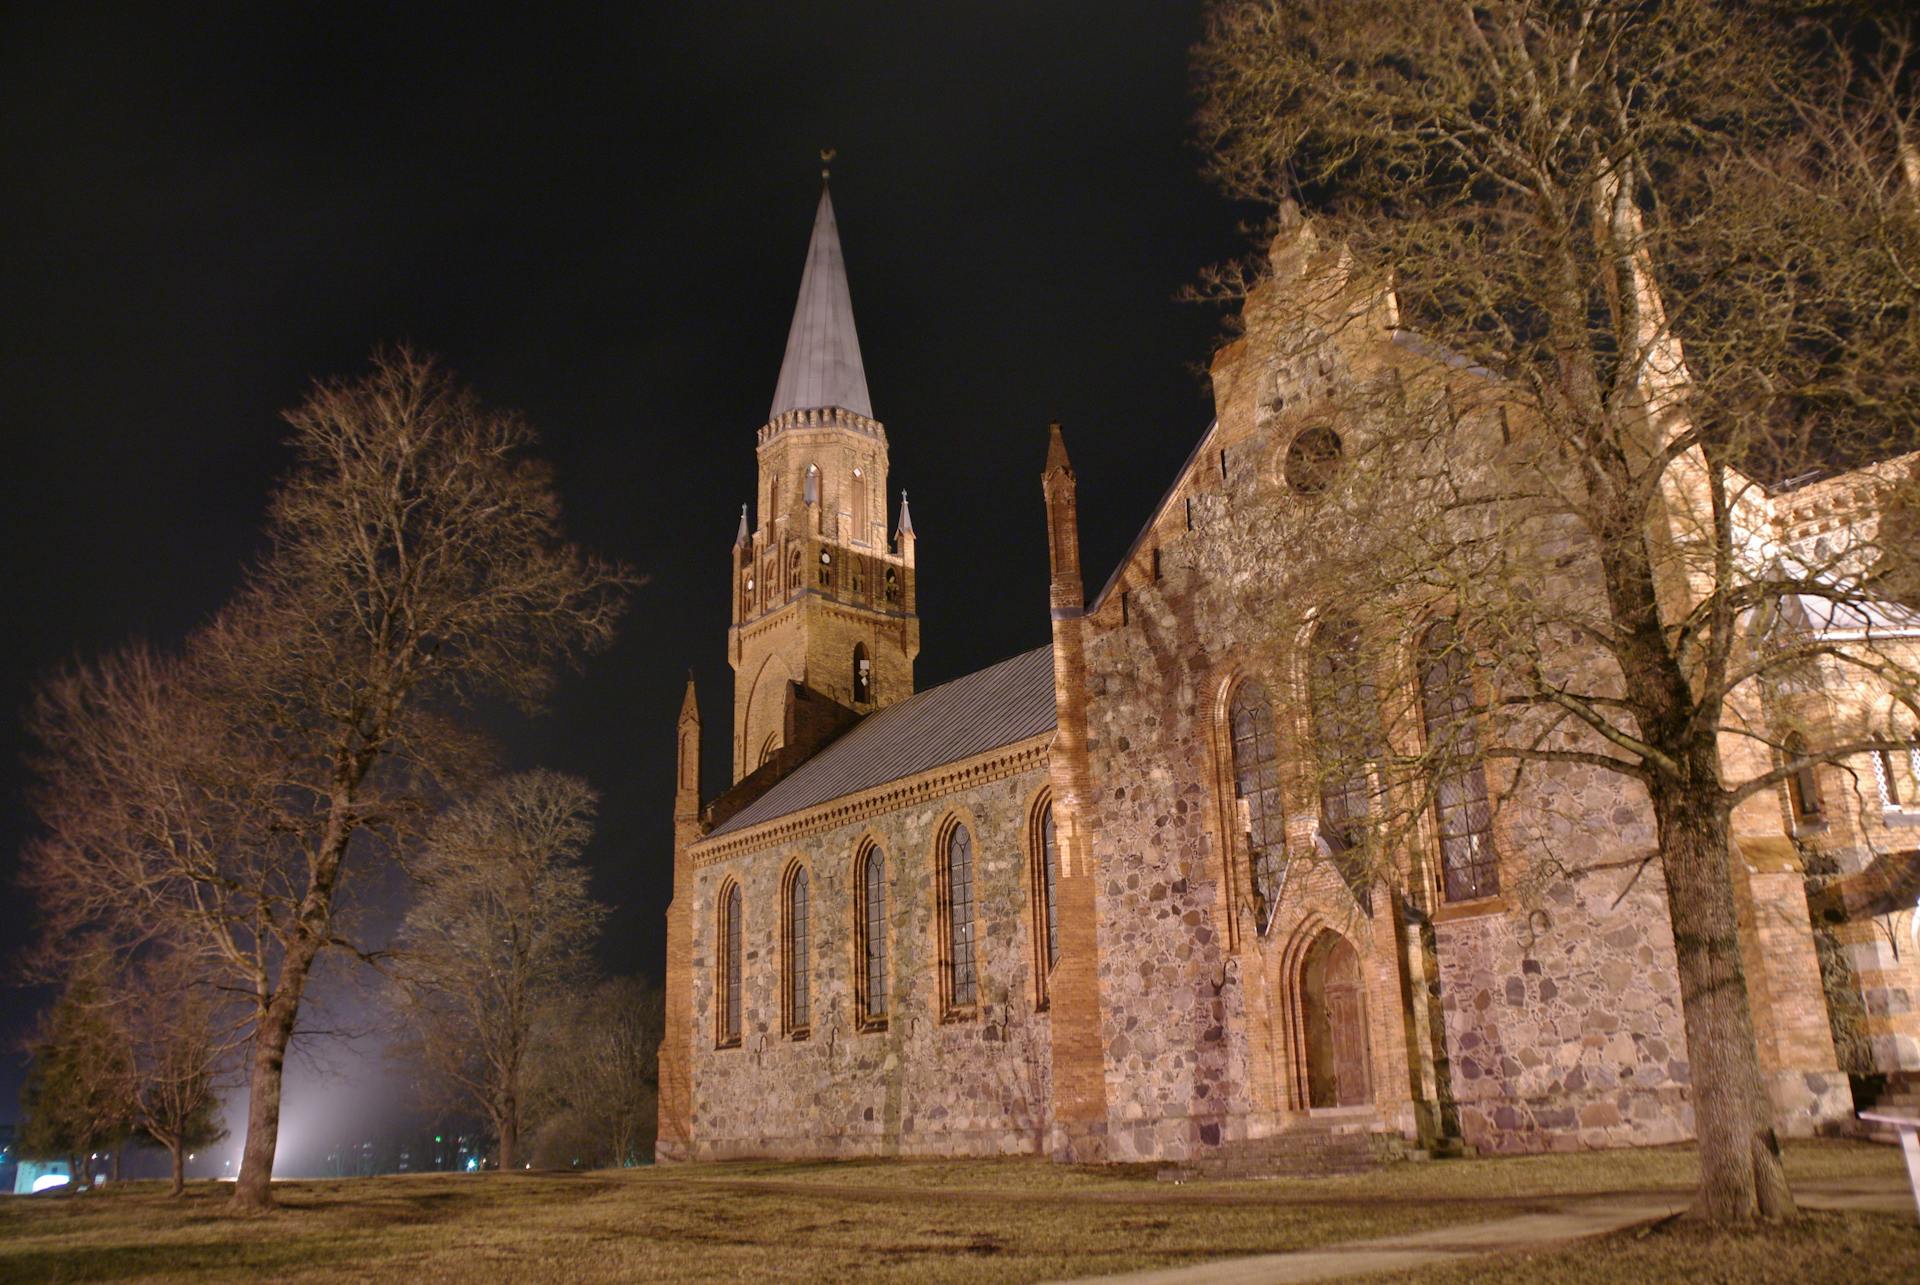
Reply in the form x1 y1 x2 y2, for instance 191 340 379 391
896 489 915 538
820 147 837 181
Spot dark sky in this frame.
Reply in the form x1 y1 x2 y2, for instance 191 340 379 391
0 2 1250 1125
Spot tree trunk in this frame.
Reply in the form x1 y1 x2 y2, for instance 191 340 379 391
169 1141 186 1197
111 1146 122 1183
499 1098 518 1172
232 980 307 1210
1652 779 1797 1223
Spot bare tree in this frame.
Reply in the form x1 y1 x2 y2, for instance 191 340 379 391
1194 1 1920 1223
122 948 229 1196
389 771 607 1172
22 351 632 1208
528 975 663 1168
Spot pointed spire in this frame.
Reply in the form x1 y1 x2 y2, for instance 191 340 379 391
769 181 873 420
1044 420 1074 478
679 671 699 725
734 504 750 548
895 489 914 538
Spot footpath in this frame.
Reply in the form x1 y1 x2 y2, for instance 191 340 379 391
1063 1176 1913 1285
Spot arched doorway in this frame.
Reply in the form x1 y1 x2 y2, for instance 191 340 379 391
1301 932 1371 1108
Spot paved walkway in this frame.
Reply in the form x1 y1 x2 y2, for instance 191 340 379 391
1062 1176 1912 1285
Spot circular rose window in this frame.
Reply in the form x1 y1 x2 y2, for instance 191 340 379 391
1284 425 1343 494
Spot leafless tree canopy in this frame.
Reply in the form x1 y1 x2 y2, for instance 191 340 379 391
1194 0 1920 1223
389 770 608 1171
21 350 634 1207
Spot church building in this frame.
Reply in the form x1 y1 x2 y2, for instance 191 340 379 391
655 183 1920 1165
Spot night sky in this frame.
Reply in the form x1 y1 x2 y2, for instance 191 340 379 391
0 2 1250 1127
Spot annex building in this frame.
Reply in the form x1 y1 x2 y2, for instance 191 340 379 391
655 183 1920 1165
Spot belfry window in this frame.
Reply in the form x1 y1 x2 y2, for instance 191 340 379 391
856 845 889 1027
884 567 899 603
1418 618 1499 902
1229 679 1286 930
787 545 801 595
940 822 978 1014
783 865 809 1036
718 882 742 1047
853 643 872 703
851 466 868 540
804 464 820 507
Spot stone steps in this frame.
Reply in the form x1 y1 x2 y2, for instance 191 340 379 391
1156 1118 1416 1181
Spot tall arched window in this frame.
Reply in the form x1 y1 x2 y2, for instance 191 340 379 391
1784 732 1822 825
782 865 810 1036
851 466 868 539
787 545 802 595
768 473 782 528
1229 679 1286 929
939 822 978 1014
855 845 889 1027
1418 618 1499 902
1030 798 1060 1009
718 882 742 1047
1310 614 1378 853
853 643 872 704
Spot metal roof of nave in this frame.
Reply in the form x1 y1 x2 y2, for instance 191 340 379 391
708 646 1056 838
768 184 874 421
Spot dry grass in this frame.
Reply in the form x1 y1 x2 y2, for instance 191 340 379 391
1388 1208 1920 1284
0 1140 1909 1282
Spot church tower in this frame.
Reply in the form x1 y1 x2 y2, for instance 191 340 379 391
729 178 919 782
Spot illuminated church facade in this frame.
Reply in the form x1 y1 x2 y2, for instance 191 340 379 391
654 184 1920 1166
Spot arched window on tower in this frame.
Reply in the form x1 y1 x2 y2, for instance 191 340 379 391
768 472 782 529
851 556 865 598
1784 732 1822 826
855 845 889 1027
782 864 809 1037
1228 679 1286 931
717 882 742 1047
739 548 753 617
787 545 802 597
818 548 831 588
884 567 899 603
853 643 871 704
939 821 978 1015
804 463 820 507
851 466 868 541
1310 613 1380 904
1418 618 1499 902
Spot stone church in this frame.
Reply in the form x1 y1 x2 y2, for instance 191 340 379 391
655 183 1920 1165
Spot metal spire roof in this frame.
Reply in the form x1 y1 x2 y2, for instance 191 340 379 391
769 184 873 421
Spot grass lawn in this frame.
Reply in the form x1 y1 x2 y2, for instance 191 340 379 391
1387 1209 1920 1284
0 1140 1912 1282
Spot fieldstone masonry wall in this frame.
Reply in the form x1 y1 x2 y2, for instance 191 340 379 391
686 765 1053 1158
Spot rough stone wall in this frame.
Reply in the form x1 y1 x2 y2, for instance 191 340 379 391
1432 859 1694 1153
685 763 1053 1158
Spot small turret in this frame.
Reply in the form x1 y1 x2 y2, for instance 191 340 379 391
675 673 701 838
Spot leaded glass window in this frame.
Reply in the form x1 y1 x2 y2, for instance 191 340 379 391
1418 618 1499 902
1041 804 1060 970
1229 679 1285 927
945 824 977 1011
1310 615 1377 852
859 847 889 1024
784 866 809 1034
719 883 742 1046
